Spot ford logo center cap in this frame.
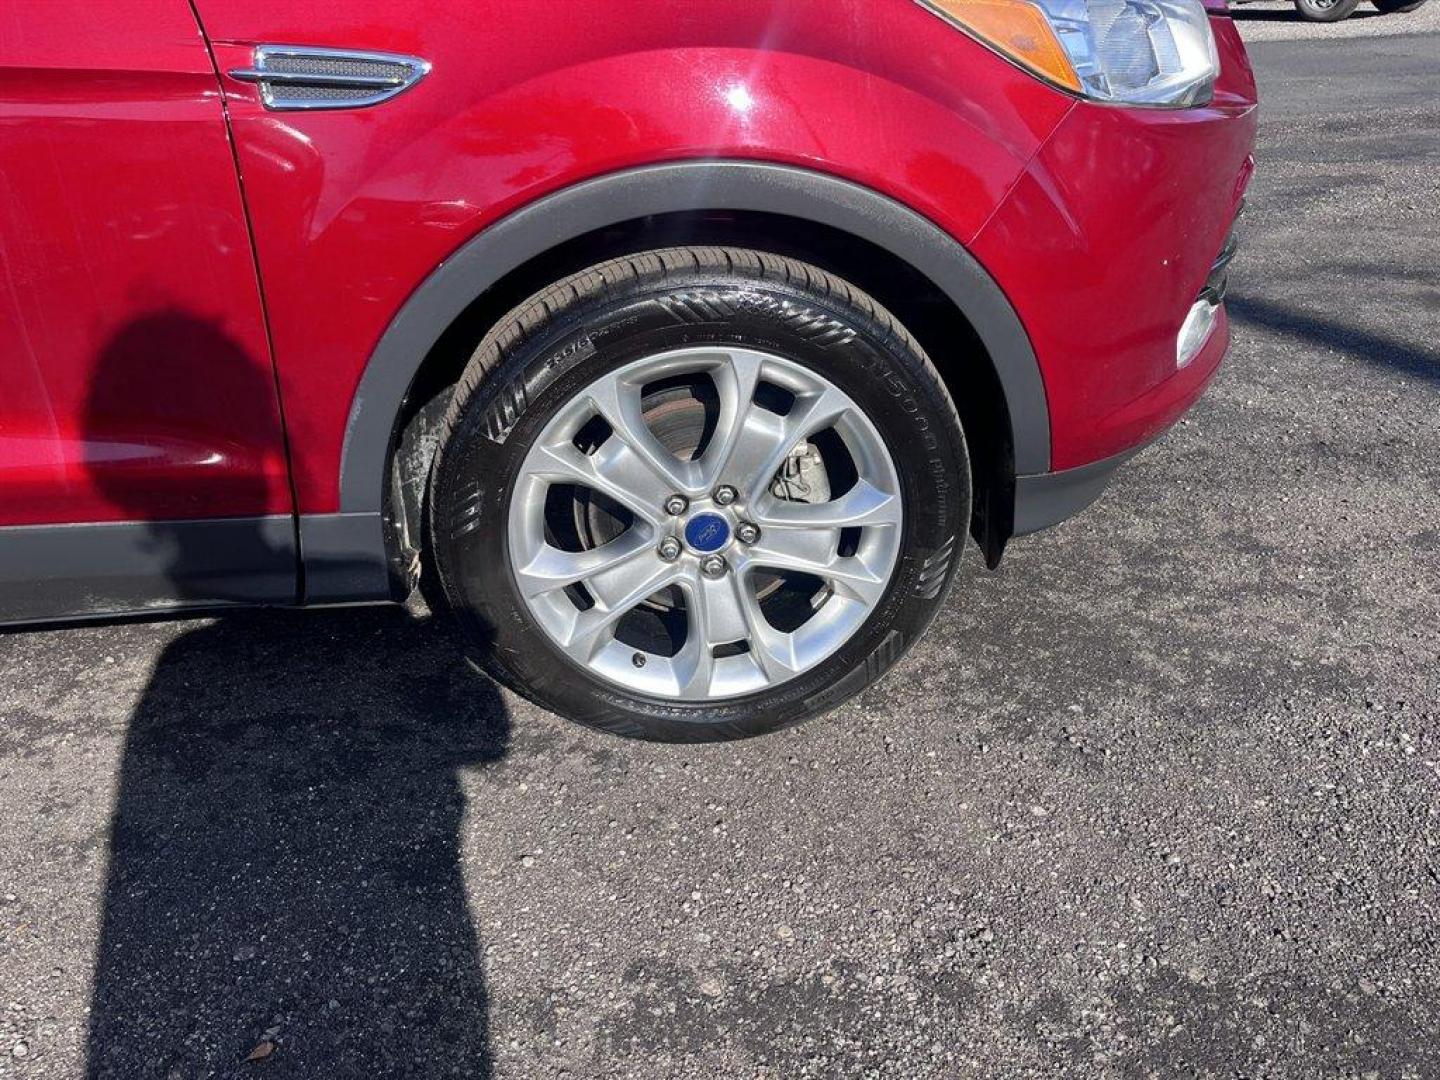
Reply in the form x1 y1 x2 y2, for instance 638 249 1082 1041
684 512 731 553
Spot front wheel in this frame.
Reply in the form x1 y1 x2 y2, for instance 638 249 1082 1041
1372 0 1425 13
1295 0 1362 20
428 247 970 741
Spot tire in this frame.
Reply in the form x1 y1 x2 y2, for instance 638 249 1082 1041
1295 0 1361 20
1372 0 1425 13
428 247 970 741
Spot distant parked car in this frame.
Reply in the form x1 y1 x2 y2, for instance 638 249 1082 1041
1235 0 1428 23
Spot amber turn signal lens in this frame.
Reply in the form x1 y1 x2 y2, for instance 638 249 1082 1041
919 0 1082 94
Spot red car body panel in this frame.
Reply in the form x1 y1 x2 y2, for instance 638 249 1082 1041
0 0 292 526
972 15 1258 469
196 0 1072 514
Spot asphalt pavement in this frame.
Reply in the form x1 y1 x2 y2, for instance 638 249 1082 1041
2 16 1438 1079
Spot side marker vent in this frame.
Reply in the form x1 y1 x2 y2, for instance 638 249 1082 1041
229 46 430 111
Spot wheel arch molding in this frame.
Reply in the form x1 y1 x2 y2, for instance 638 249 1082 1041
309 161 1051 602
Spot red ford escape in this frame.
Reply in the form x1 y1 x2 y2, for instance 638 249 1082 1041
0 0 1256 740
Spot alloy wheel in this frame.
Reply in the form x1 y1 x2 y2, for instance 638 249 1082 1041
505 346 904 700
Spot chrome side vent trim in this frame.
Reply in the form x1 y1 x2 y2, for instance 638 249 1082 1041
229 46 430 111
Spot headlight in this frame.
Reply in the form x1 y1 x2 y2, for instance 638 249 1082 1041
917 0 1220 108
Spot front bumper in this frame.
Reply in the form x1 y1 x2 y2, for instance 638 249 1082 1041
1012 443 1142 538
1011 301 1232 536
973 14 1258 487
1011 207 1237 536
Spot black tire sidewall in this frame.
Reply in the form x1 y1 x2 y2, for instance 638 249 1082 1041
431 267 969 740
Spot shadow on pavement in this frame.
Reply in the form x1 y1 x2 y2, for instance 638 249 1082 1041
83 609 508 1080
1227 294 1439 384
82 314 508 1078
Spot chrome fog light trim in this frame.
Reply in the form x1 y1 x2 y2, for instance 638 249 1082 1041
1177 297 1221 369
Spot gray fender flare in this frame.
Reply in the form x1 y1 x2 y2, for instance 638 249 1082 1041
305 161 1050 601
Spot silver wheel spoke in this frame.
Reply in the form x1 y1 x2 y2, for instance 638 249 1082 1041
673 636 716 699
530 442 666 526
736 579 804 681
682 564 802 683
674 579 718 698
513 527 654 599
699 350 766 489
560 556 680 657
673 569 754 697
723 385 851 505
746 482 900 604
694 570 751 645
580 544 674 612
586 375 699 497
755 479 902 531
739 543 889 606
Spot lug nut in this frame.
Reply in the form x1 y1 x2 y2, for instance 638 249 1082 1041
700 554 729 579
657 536 682 561
735 521 760 545
663 493 689 516
713 485 738 507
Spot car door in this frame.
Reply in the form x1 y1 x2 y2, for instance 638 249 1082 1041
0 0 296 622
